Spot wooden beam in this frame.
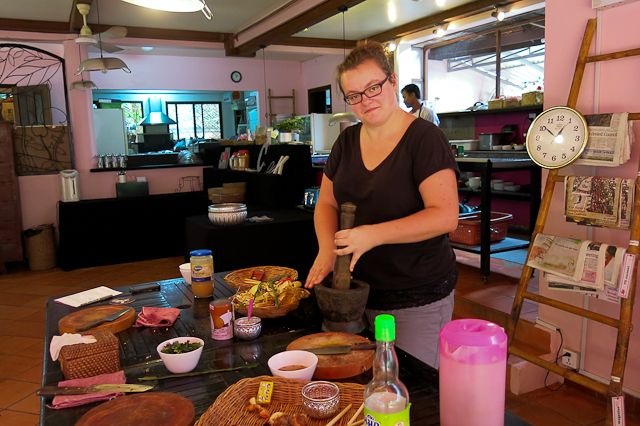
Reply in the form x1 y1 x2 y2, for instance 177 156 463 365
69 0 93 32
276 36 357 50
0 18 70 34
370 0 525 43
89 24 229 43
227 0 367 57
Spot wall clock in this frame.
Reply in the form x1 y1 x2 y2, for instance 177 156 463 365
526 106 589 169
231 71 242 83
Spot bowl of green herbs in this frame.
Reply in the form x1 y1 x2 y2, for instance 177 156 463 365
157 337 204 374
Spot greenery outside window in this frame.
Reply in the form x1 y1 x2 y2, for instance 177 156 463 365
166 102 222 141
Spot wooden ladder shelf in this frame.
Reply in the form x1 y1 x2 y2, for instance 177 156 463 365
268 89 296 126
506 18 640 426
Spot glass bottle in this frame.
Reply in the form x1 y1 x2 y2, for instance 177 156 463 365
363 315 410 426
237 150 250 170
190 249 214 298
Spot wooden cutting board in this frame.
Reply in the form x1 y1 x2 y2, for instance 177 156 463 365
58 306 136 334
286 332 374 380
75 393 195 426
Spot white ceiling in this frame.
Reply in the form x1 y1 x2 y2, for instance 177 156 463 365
0 0 543 61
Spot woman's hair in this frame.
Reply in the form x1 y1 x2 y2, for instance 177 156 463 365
336 39 393 95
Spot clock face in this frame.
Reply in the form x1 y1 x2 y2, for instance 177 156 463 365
231 71 242 83
526 106 588 169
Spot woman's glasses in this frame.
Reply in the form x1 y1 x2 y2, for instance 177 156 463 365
344 75 390 105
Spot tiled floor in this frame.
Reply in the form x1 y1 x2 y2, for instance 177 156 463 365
0 254 635 426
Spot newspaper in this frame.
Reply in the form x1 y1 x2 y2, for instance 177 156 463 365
527 234 626 289
546 275 621 305
574 112 634 167
564 176 634 229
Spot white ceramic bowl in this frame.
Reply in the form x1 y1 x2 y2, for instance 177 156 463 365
504 185 521 192
492 145 503 150
493 183 505 191
490 179 504 190
268 350 318 381
502 145 513 150
513 144 526 151
157 337 204 374
179 263 191 284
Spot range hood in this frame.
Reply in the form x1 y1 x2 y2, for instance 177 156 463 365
137 112 176 126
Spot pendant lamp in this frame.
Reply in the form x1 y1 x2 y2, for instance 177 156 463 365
74 0 131 76
122 0 212 19
329 7 358 126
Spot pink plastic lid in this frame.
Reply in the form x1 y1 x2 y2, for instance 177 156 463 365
439 319 507 364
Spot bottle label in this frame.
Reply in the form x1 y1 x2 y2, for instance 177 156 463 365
364 404 410 426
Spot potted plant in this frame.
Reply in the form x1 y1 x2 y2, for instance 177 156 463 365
273 117 305 143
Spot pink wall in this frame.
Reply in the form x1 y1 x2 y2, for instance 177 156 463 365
543 0 640 392
300 54 347 115
9 36 307 230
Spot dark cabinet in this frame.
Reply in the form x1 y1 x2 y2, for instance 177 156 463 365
0 121 24 270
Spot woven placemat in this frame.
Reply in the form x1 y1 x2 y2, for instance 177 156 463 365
196 375 364 426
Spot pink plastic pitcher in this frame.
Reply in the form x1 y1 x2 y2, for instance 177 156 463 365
439 319 507 426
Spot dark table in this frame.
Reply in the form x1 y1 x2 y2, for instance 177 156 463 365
41 274 532 426
185 208 318 275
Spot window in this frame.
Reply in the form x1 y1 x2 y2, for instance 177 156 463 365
166 102 222 141
121 101 143 131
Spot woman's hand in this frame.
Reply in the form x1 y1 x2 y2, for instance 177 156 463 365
333 225 377 272
305 251 335 289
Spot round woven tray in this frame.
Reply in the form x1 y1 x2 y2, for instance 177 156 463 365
224 266 298 291
195 375 364 426
232 289 310 318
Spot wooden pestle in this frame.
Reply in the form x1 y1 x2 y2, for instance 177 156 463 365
332 202 357 290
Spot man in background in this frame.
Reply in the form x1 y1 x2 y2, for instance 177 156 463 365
401 84 440 126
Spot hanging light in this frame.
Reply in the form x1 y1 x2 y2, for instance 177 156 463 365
329 6 358 126
387 42 397 52
75 0 131 76
433 26 445 38
491 8 505 21
122 0 212 19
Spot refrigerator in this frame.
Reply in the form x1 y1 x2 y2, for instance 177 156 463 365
94 109 128 155
298 113 341 154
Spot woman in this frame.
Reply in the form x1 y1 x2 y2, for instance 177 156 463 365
304 40 460 369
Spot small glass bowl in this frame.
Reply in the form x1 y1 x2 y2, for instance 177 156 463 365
301 381 340 419
234 316 262 340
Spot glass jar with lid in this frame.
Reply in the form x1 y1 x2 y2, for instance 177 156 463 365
190 249 214 298
237 150 250 170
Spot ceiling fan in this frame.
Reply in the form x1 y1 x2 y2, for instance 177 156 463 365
75 3 128 53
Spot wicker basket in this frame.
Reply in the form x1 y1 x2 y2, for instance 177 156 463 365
195 375 364 426
225 266 298 291
232 289 310 318
59 329 120 380
449 212 513 245
24 224 56 271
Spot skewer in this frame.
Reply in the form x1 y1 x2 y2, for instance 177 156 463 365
349 420 364 426
347 403 364 425
325 403 352 426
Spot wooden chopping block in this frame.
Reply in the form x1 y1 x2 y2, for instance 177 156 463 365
75 393 195 426
286 332 374 380
58 306 136 334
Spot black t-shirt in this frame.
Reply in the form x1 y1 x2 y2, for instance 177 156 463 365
324 119 460 309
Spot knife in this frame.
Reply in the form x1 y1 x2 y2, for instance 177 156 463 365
75 307 133 332
36 384 153 397
301 343 377 355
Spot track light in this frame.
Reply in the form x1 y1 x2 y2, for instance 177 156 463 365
387 42 397 52
491 8 505 21
433 27 445 38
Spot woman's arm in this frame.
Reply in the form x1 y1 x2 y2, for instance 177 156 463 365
305 175 340 288
334 168 459 271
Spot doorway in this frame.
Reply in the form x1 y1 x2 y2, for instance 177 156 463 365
308 85 332 114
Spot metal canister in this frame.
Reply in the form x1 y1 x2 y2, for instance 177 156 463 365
209 299 233 340
457 145 465 158
117 171 127 183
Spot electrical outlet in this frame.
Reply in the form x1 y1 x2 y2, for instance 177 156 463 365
562 349 580 369
529 113 537 119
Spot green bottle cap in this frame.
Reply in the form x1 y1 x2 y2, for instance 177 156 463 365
375 314 395 342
